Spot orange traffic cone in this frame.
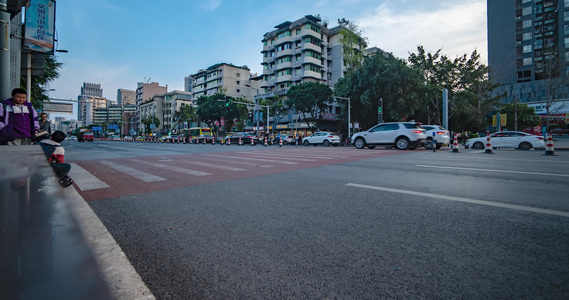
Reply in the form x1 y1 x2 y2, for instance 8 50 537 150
264 137 268 146
544 134 557 156
239 136 242 145
251 136 254 146
451 135 460 153
212 136 215 145
227 137 231 145
279 137 283 147
484 135 493 154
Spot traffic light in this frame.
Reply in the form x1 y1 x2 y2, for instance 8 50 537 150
225 97 232 107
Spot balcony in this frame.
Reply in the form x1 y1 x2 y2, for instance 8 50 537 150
276 48 293 57
276 74 292 83
302 56 322 66
276 61 293 70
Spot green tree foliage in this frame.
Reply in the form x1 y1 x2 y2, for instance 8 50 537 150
499 103 540 131
334 52 424 133
141 116 160 134
171 104 197 131
20 55 62 109
337 18 368 71
286 82 333 130
407 46 501 132
196 93 252 134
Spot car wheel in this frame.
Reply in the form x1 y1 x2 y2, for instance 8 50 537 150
518 142 532 150
367 146 375 149
323 140 330 147
425 140 434 150
304 140 309 146
395 137 409 150
354 138 366 149
473 141 484 149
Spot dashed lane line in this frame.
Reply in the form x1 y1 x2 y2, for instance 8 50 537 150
99 160 166 182
346 183 569 218
416 164 569 177
69 163 110 191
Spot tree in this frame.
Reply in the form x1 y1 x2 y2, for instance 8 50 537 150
141 116 160 134
171 104 197 131
499 103 540 131
337 18 368 71
286 82 333 130
334 52 424 133
20 55 62 109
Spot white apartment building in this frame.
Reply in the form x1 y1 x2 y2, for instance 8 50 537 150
139 90 192 135
135 82 168 131
185 63 262 101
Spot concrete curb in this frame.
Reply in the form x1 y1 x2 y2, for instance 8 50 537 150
62 186 155 300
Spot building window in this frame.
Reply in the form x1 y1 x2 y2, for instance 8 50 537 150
523 57 532 66
523 20 532 28
523 45 532 53
522 7 532 16
278 31 291 39
296 28 301 35
565 11 569 21
535 39 543 49
523 32 532 40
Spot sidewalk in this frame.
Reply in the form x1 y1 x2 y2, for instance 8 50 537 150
0 146 154 300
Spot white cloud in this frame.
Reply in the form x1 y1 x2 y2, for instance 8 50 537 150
358 1 487 62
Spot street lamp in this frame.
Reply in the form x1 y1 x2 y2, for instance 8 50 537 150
334 96 350 138
245 84 261 137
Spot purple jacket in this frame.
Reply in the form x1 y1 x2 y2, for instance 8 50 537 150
0 98 39 144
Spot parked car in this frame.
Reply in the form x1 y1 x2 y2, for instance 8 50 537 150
66 136 78 141
464 131 545 150
351 122 426 150
191 134 215 144
136 136 145 141
78 131 94 142
422 125 450 150
273 135 296 145
223 132 260 145
302 132 340 146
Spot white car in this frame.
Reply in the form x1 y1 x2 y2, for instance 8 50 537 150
302 132 341 146
465 131 545 150
422 125 450 150
351 122 427 150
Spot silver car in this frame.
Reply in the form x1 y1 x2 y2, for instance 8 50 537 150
422 125 450 150
465 131 545 150
351 122 427 150
302 132 341 146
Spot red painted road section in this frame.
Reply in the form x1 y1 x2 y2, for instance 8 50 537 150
72 148 403 201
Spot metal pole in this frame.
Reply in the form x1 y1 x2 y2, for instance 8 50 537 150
27 52 31 102
348 98 350 137
0 0 10 99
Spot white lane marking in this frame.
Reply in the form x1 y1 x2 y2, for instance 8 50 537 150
346 183 569 218
427 155 569 164
180 160 246 171
99 160 166 182
69 163 110 191
196 157 274 168
131 159 211 176
203 153 298 164
416 164 569 178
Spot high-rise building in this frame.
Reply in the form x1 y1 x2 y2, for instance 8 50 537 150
117 88 136 105
488 0 569 116
78 83 103 123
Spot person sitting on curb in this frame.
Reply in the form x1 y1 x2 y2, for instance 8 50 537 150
39 130 73 188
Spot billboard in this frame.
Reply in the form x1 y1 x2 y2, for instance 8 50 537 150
24 0 56 54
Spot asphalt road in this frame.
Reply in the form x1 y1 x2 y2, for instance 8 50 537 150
65 141 569 299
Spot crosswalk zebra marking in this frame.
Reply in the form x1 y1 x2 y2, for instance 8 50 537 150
99 160 166 182
203 154 298 164
69 163 110 191
180 160 246 171
130 159 211 176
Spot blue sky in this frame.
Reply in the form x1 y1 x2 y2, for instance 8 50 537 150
49 0 486 119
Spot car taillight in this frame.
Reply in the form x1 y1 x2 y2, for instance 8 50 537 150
328 135 333 138
436 131 446 135
412 130 423 134
537 137 544 140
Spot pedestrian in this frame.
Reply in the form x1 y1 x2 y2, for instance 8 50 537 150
39 130 73 188
0 88 39 145
35 112 52 143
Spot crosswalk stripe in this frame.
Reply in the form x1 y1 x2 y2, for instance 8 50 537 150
131 159 211 176
196 156 274 168
203 153 298 164
69 163 110 191
180 160 246 171
99 160 166 182
237 152 317 161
